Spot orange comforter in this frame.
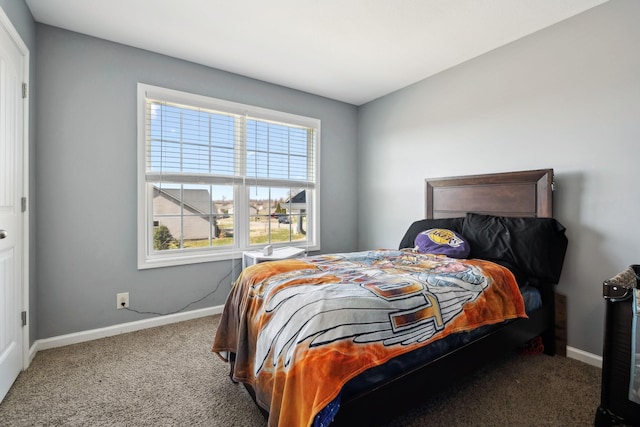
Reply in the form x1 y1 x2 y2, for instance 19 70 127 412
212 250 526 427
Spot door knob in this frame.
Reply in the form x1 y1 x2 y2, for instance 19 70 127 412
0 230 7 239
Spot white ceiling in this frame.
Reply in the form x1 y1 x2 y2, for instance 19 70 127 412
26 0 609 105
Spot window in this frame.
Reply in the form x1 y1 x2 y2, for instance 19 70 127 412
137 84 320 269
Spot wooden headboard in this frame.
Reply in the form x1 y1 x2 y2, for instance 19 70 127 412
425 169 554 219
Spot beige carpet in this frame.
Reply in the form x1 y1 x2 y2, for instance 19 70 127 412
0 315 602 426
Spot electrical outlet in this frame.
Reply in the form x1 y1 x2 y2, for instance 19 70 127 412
117 292 129 309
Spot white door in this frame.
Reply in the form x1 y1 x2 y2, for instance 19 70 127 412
0 10 25 403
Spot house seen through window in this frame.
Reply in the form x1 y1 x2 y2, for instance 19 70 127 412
137 84 320 269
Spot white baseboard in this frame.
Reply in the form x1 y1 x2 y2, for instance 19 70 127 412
27 308 604 373
567 345 602 368
31 305 224 354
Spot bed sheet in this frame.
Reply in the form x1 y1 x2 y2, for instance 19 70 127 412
213 250 527 427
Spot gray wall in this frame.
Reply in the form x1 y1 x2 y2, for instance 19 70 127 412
35 25 358 339
357 0 640 357
18 0 640 357
0 0 37 345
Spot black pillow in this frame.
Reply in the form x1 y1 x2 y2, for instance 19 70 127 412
461 213 568 284
398 217 464 250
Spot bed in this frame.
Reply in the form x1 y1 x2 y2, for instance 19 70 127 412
212 169 568 427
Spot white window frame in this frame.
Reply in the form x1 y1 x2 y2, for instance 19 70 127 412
137 83 321 269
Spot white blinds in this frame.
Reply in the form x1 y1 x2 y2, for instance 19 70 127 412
246 120 315 184
144 95 317 189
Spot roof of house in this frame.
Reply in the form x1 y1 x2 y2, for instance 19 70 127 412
289 190 306 204
154 187 212 215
